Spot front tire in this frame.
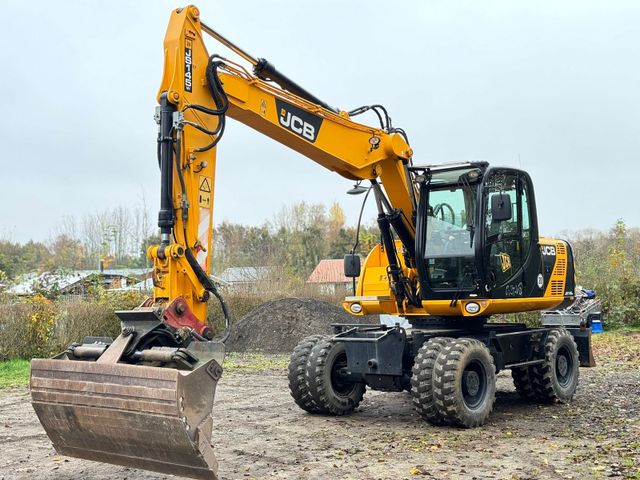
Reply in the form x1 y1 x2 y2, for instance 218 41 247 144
433 338 496 428
531 328 580 403
288 334 326 413
307 338 365 415
411 337 454 425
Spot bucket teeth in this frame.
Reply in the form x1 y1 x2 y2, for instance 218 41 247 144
30 357 222 480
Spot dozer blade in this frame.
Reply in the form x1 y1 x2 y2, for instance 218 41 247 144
30 352 224 480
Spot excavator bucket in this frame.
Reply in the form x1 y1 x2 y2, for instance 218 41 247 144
30 342 224 480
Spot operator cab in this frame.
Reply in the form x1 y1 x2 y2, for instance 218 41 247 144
412 162 543 301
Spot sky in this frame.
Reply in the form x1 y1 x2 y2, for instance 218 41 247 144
1 0 639 243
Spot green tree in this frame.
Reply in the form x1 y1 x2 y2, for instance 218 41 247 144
47 235 87 270
0 240 50 279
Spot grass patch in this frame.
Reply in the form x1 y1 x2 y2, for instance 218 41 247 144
223 353 289 372
592 330 640 368
0 359 30 388
0 353 289 389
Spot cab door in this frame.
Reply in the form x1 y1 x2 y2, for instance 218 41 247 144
477 168 542 299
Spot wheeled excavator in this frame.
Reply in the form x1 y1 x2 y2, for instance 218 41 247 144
30 5 595 480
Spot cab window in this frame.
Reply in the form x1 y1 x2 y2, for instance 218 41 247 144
424 184 477 290
482 171 532 289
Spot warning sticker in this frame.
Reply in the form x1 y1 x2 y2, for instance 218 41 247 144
198 175 211 208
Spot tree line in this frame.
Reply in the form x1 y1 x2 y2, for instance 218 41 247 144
0 203 156 280
1 202 638 329
569 220 640 328
0 201 380 282
212 202 380 277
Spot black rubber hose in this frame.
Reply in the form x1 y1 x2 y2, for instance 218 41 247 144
184 248 233 344
191 58 229 153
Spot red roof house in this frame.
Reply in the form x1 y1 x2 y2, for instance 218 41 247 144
307 259 351 294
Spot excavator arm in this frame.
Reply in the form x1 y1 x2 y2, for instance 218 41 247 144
150 5 418 325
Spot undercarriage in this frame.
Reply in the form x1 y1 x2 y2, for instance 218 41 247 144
289 320 593 427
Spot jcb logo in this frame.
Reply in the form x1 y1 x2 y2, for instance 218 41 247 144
275 99 323 143
279 109 316 141
541 245 556 256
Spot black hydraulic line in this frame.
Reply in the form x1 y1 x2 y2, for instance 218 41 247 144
370 104 391 130
390 127 410 146
253 58 336 112
189 57 229 153
173 132 189 226
370 181 394 213
347 105 386 130
377 213 406 306
349 185 373 294
386 209 416 268
174 129 232 343
183 120 222 137
184 248 233 343
351 186 373 255
157 93 176 243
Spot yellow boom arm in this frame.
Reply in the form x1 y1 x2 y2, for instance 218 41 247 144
150 5 416 323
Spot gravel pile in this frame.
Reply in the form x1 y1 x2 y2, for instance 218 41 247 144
226 297 376 353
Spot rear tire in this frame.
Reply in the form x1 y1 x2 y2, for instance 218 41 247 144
511 366 536 401
531 328 580 403
288 334 326 413
411 337 454 425
433 338 496 428
307 338 365 415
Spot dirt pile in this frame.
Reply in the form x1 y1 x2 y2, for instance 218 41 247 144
226 297 376 353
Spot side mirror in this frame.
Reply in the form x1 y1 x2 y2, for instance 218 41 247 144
490 193 512 222
344 254 361 278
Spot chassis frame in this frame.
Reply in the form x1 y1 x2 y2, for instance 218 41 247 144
330 321 594 392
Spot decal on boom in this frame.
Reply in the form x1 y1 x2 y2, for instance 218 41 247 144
275 99 323 142
184 39 193 93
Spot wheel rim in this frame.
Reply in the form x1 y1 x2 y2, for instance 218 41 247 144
556 345 575 387
330 352 357 397
461 359 487 410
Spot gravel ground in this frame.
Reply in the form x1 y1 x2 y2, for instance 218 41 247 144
1 341 639 480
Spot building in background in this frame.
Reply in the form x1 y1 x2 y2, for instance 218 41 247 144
6 268 152 298
219 266 276 292
307 259 351 295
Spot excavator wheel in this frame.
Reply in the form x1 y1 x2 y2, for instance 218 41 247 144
511 366 537 401
432 338 496 428
307 337 365 415
531 328 580 403
288 334 326 413
411 337 454 425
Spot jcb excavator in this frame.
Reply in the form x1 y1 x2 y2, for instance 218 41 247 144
30 5 594 480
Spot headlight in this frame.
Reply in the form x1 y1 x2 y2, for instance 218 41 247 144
465 302 480 314
349 303 362 314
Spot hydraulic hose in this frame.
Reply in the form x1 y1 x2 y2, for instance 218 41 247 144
184 248 233 344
